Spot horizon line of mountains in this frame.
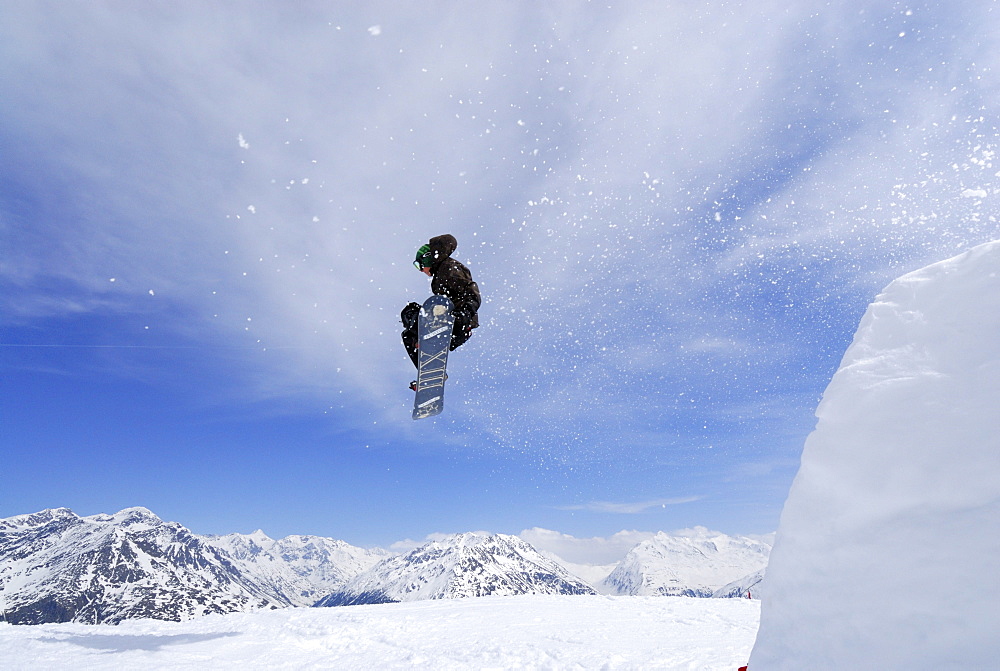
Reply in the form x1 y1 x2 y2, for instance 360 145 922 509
0 507 770 625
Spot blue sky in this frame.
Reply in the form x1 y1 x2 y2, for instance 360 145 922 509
2 1 999 555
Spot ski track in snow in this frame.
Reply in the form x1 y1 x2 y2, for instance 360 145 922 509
0 595 758 670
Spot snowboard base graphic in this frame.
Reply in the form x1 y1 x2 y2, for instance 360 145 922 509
412 295 454 420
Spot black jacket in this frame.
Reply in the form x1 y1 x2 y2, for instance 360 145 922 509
426 234 480 328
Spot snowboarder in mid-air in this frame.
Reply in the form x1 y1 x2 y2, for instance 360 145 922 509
401 234 480 417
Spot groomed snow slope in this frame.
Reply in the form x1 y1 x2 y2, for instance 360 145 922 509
750 241 1000 670
0 595 759 670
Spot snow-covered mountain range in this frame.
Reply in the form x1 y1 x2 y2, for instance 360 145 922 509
317 532 596 606
206 529 389 606
1 507 770 624
0 507 387 624
602 528 771 597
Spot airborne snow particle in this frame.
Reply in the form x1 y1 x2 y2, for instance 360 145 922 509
238 133 250 149
368 25 382 36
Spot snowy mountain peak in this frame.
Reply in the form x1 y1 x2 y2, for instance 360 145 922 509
101 506 163 528
317 532 596 607
208 530 275 560
0 507 78 532
440 531 486 547
712 568 766 600
0 508 387 624
603 530 771 597
237 529 272 544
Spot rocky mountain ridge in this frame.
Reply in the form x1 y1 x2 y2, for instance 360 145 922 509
0 507 386 624
317 532 596 606
1 509 770 625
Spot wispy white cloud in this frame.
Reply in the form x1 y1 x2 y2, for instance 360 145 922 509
556 497 701 515
2 0 999 458
519 528 656 566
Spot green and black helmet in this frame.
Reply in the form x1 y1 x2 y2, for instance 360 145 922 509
413 244 434 270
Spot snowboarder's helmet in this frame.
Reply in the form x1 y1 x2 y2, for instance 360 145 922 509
413 244 433 270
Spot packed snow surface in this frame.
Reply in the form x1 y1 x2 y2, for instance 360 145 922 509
750 241 1000 669
0 595 758 670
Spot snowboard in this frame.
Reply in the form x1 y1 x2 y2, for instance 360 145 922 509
412 294 455 420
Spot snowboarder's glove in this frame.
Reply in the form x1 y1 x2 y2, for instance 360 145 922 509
400 302 421 329
453 306 472 328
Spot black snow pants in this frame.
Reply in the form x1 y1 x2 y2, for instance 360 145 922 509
400 301 475 369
